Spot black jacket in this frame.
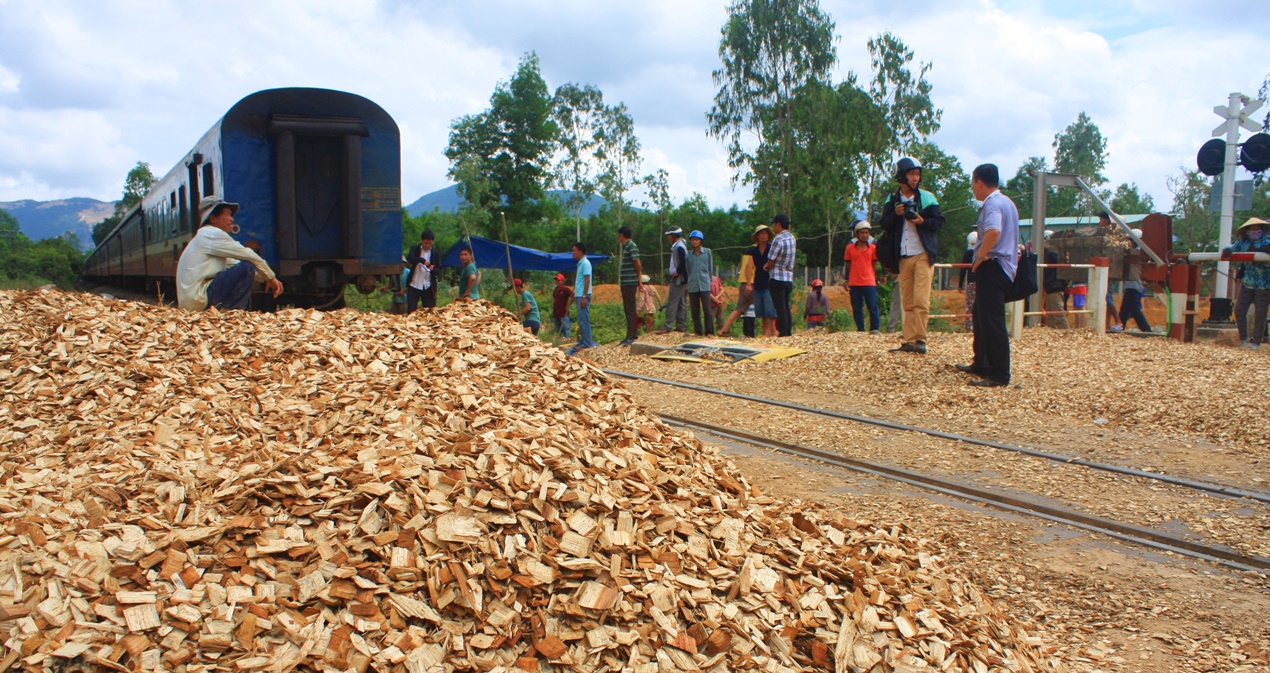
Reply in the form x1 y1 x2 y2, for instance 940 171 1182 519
877 188 944 273
406 244 437 292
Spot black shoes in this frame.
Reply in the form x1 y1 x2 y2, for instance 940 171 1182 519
619 338 634 346
889 341 927 354
968 378 1009 388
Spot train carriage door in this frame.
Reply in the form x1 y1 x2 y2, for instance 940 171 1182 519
294 136 344 258
271 115 366 263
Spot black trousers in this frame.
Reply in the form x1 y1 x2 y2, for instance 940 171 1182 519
1119 289 1151 332
769 280 793 336
406 286 435 313
689 291 715 335
972 259 1011 384
621 284 639 341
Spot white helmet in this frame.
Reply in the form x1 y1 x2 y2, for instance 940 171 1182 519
1130 228 1143 238
966 231 978 248
1043 229 1055 241
853 220 872 233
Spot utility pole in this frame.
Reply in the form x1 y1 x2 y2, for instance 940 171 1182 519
1207 92 1264 322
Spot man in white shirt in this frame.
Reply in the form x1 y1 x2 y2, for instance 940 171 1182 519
176 198 283 311
405 230 437 312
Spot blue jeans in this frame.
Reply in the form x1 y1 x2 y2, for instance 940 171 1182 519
574 298 595 349
849 285 880 331
206 262 256 310
553 315 570 338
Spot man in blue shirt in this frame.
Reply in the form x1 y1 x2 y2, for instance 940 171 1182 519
957 164 1019 387
567 242 596 356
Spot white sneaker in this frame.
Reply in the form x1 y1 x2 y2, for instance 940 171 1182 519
1242 342 1260 350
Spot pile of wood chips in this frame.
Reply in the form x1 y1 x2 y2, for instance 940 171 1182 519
0 289 1067 673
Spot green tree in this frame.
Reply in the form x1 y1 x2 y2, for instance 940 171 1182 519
1004 156 1049 220
862 33 941 220
0 208 22 256
1050 112 1109 216
1167 169 1215 253
92 161 156 246
595 101 642 227
550 83 607 235
785 77 880 266
445 52 558 230
708 0 837 215
1108 183 1156 215
1 207 84 289
641 169 674 281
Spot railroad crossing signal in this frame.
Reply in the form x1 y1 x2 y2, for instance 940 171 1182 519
1197 92 1266 317
1212 98 1263 136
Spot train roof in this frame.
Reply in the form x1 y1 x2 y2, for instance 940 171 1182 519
86 88 396 259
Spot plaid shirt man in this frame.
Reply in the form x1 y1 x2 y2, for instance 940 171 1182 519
768 229 796 282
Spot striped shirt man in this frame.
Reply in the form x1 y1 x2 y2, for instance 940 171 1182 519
619 239 640 285
768 229 796 282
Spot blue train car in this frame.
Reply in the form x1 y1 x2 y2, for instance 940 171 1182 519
83 88 402 308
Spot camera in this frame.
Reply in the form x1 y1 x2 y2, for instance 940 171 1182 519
902 209 918 221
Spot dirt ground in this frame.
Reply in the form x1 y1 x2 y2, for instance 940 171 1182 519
580 329 1270 672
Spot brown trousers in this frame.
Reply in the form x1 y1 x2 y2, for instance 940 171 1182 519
899 254 932 344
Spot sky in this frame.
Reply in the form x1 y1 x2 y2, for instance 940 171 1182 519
0 0 1267 212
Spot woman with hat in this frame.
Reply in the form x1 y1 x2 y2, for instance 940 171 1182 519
747 224 778 337
842 220 882 333
1225 217 1270 349
685 230 716 335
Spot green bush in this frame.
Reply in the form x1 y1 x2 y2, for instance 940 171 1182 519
826 308 855 333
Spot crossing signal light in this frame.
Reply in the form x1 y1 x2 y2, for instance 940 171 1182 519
1241 133 1270 173
1197 139 1225 176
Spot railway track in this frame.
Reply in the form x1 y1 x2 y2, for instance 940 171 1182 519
660 413 1270 575
601 368 1270 574
604 369 1270 505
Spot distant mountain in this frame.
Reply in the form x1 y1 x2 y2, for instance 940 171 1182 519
0 198 114 249
406 185 616 218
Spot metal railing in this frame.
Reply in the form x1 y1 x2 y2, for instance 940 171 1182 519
929 262 1110 337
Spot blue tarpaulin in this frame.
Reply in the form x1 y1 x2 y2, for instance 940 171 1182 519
438 236 609 272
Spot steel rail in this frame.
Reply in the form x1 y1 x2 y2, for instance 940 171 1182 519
604 369 1270 505
661 414 1270 575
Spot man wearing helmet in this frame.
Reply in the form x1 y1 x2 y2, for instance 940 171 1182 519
878 157 945 354
843 220 882 333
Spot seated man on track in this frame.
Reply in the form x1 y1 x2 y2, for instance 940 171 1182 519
177 197 283 311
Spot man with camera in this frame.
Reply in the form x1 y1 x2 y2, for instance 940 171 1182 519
878 158 945 354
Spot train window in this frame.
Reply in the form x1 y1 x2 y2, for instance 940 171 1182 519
178 185 188 233
202 163 215 196
170 192 178 237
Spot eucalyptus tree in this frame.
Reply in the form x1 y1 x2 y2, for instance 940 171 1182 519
595 101 642 227
551 83 606 237
861 33 941 221
708 0 837 215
